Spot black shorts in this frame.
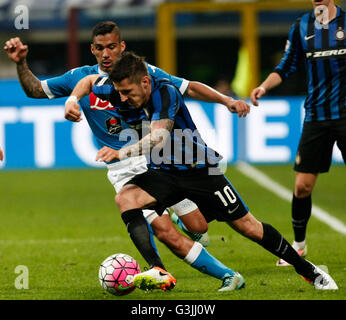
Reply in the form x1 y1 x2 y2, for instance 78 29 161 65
294 118 346 173
126 167 249 222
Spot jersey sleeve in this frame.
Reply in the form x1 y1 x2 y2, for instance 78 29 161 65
147 63 189 95
273 19 303 80
151 85 179 121
41 68 79 99
92 76 122 107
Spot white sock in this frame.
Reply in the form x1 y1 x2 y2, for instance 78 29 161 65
292 240 306 251
183 242 203 264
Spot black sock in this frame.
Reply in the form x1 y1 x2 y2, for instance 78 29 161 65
292 194 311 242
121 209 165 270
257 223 309 270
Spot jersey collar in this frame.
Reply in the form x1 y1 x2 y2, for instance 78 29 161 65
97 65 108 77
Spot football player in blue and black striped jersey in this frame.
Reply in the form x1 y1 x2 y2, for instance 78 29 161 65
92 51 338 290
251 0 345 267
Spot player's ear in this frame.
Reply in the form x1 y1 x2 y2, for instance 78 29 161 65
90 43 96 56
120 41 126 54
142 76 150 89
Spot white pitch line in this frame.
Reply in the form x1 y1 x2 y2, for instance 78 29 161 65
236 161 346 235
0 236 122 246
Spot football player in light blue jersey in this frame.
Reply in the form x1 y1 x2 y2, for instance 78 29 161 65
5 21 251 291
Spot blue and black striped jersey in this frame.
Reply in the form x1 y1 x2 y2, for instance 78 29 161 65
92 75 222 170
274 6 346 122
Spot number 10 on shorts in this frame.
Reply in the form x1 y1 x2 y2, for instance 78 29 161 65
214 186 237 206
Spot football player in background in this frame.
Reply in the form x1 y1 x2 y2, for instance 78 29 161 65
251 0 346 266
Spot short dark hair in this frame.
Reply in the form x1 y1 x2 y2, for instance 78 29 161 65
91 21 121 42
109 51 148 84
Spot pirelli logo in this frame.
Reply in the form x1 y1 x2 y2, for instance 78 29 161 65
306 47 346 60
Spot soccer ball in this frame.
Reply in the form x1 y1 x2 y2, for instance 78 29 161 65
99 253 140 296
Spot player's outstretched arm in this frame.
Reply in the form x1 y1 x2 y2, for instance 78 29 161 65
250 72 283 106
70 74 99 100
186 81 250 118
65 75 99 122
4 37 47 99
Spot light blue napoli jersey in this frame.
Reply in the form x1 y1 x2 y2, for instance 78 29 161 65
41 63 189 162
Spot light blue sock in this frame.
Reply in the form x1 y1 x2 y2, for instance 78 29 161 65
185 242 234 280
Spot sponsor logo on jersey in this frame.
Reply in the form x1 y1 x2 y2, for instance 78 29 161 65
89 92 115 110
105 116 122 135
305 47 346 60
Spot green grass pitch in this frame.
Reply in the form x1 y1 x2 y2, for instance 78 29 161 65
0 165 344 300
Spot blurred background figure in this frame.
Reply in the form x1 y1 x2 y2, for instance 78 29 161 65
213 77 236 97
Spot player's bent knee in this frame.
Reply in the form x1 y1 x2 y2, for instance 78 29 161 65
180 209 208 233
115 188 140 211
294 182 313 197
231 212 263 241
244 223 262 241
294 173 317 197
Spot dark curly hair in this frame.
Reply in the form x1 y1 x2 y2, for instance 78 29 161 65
109 51 148 84
91 21 121 42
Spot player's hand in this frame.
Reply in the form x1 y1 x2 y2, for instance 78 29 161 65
4 37 28 64
226 99 251 118
0 148 4 161
250 87 266 106
96 146 120 162
65 99 82 122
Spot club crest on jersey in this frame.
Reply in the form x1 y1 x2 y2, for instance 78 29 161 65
89 92 115 110
105 116 122 135
335 27 345 41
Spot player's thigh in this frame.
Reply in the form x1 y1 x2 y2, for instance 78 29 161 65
179 209 208 234
115 183 157 212
170 199 208 233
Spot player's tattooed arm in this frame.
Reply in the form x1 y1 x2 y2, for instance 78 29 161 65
95 119 174 162
16 60 47 99
119 119 174 159
4 37 46 98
